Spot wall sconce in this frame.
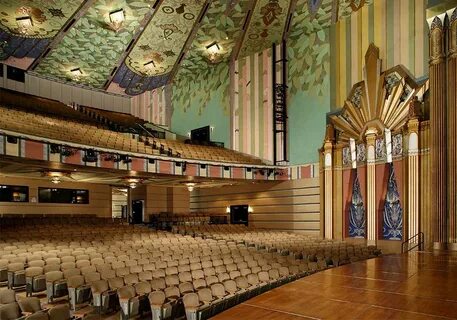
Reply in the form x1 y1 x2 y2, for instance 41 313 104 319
226 206 230 213
16 16 33 33
210 126 215 132
109 8 125 31
248 206 254 213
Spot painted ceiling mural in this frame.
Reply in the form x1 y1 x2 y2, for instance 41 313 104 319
112 0 208 95
125 0 205 76
239 0 290 57
0 0 83 63
171 0 251 112
288 0 333 98
0 0 84 38
34 0 156 88
0 0 373 95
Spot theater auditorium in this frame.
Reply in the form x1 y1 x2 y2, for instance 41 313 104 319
0 0 456 319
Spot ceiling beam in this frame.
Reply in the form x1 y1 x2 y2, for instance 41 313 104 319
229 0 258 62
166 0 213 86
282 0 299 41
103 0 165 90
29 0 96 71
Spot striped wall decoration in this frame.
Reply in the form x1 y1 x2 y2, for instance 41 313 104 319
130 85 171 127
330 0 428 108
232 47 275 163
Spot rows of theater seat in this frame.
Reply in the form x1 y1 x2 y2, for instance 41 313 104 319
0 105 264 165
1 218 329 319
0 290 71 320
174 224 382 266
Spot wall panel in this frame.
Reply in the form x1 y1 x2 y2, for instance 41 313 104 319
191 178 320 234
0 176 111 217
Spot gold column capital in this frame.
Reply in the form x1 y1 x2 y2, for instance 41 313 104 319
407 118 420 135
427 14 446 65
448 8 457 58
365 127 377 146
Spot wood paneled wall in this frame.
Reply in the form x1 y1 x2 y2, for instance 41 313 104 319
190 178 320 236
0 176 111 217
131 185 190 222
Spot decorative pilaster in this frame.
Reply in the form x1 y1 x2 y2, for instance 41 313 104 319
333 143 344 240
448 8 457 249
323 125 334 239
428 14 448 250
407 102 420 242
365 128 377 246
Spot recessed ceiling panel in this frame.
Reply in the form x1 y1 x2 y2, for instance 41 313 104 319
238 0 290 58
124 0 206 77
34 0 156 88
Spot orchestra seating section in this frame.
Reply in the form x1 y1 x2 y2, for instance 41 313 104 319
0 217 380 319
174 225 381 266
0 89 264 165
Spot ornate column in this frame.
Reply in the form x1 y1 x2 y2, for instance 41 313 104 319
448 8 457 250
365 128 377 246
323 125 334 239
333 143 344 240
407 99 420 242
428 14 448 250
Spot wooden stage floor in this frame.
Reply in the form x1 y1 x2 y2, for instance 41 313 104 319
212 251 457 320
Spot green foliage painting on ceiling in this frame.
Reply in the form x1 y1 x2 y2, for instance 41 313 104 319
125 0 206 77
35 0 155 88
239 0 290 58
170 0 251 115
172 62 229 116
287 0 333 98
0 0 84 38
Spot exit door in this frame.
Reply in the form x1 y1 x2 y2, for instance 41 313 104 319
131 200 144 224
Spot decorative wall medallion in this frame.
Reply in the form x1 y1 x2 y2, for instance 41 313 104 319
260 0 283 26
356 144 366 163
342 147 351 167
392 134 403 157
349 170 366 238
307 0 323 19
375 137 385 160
383 163 403 240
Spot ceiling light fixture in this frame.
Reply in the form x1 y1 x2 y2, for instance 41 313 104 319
109 9 125 32
144 60 156 68
16 16 33 31
186 183 196 192
124 177 143 189
42 171 69 184
205 41 223 64
70 68 83 79
51 176 61 184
